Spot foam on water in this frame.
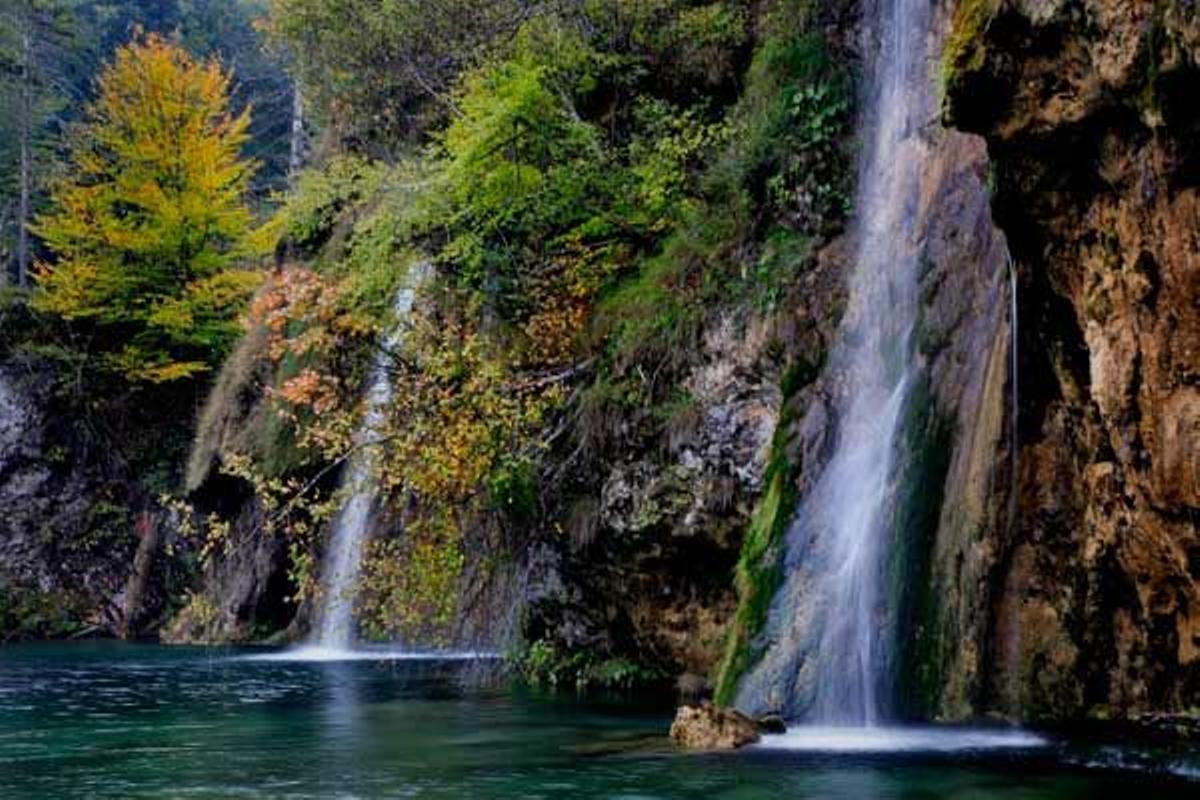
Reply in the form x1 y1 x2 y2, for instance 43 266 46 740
756 726 1048 753
239 645 501 664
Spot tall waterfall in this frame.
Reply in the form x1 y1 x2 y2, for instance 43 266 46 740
736 0 934 723
314 263 428 650
806 0 931 726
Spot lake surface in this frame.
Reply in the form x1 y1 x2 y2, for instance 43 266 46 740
0 642 1196 798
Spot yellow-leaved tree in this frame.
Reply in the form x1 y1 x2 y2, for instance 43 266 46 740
32 33 262 383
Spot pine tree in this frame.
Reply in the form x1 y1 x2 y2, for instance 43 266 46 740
32 33 262 383
0 0 81 288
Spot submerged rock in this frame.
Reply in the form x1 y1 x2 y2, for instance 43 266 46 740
670 702 781 750
757 714 788 735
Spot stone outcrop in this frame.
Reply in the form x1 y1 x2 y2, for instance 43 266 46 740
945 0 1200 719
670 702 773 749
524 305 794 684
0 362 98 628
0 360 170 639
165 324 300 644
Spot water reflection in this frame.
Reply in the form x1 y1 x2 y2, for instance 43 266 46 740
320 660 362 748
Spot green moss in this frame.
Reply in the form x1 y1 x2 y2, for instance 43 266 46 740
942 0 998 95
712 353 821 704
0 582 89 641
593 242 706 384
713 457 795 705
888 375 954 719
515 639 667 691
488 457 540 525
780 352 821 399
730 29 853 237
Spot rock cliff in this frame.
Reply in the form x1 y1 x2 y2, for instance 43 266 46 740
945 0 1200 720
0 359 183 639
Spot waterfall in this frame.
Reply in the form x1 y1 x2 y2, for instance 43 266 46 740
313 262 429 650
735 0 934 724
1009 257 1019 522
802 0 930 725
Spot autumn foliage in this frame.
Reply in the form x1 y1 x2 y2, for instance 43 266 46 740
32 33 261 383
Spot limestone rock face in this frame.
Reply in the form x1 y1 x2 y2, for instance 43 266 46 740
670 702 764 750
946 0 1200 719
165 326 300 644
525 305 796 681
0 363 92 595
0 361 154 637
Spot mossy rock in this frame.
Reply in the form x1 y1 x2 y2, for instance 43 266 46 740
942 0 999 100
0 583 90 641
516 639 668 691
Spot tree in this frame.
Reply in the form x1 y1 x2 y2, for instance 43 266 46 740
0 0 81 288
32 33 263 383
265 0 551 148
173 0 299 194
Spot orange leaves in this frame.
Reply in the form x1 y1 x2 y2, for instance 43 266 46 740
276 369 339 414
248 267 351 362
246 267 365 461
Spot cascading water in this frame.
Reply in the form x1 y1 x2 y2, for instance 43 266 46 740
313 262 429 651
806 0 931 726
1009 256 1019 517
735 0 934 724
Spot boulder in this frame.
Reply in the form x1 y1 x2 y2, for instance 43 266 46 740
669 702 770 750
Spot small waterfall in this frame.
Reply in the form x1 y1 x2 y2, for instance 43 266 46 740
735 0 934 724
314 263 428 650
1008 257 1019 520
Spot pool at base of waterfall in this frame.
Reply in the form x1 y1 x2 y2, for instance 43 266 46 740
1 643 1195 799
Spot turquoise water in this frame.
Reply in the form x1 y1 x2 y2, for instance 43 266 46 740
0 643 1196 798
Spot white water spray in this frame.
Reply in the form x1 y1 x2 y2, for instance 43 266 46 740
313 262 429 650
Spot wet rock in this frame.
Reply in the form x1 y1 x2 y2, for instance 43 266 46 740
757 714 788 734
0 360 160 638
670 702 763 750
675 672 709 700
526 304 812 683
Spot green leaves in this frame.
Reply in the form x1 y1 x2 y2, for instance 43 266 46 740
440 53 605 289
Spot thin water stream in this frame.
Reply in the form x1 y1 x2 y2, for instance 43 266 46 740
315 263 429 651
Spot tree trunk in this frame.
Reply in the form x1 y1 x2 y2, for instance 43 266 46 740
288 81 306 182
120 511 161 640
16 17 33 288
0 201 9 288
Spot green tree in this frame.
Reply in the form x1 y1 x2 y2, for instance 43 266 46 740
32 33 263 383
